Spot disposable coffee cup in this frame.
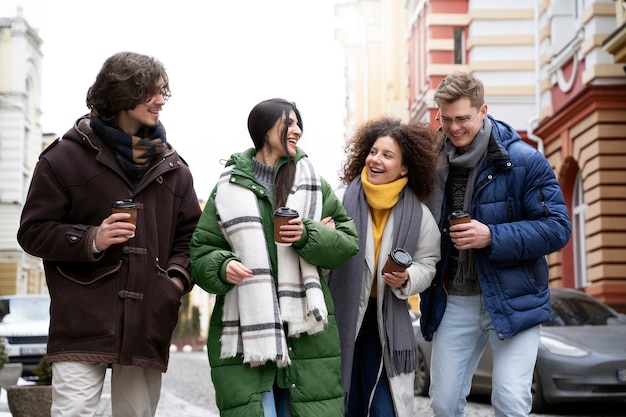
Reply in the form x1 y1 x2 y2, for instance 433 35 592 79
274 207 299 246
112 199 138 238
448 210 471 226
381 248 413 274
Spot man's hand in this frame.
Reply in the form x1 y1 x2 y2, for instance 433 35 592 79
93 212 136 251
449 219 492 250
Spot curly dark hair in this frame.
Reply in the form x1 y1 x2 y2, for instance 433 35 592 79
86 51 171 121
341 117 438 200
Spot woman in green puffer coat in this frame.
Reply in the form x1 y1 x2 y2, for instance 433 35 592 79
190 98 359 417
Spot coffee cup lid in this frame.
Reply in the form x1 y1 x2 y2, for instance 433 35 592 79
449 210 470 219
112 199 137 209
390 248 412 268
274 207 299 218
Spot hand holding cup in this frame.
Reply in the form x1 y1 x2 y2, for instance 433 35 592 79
274 207 300 246
111 199 138 238
448 210 471 226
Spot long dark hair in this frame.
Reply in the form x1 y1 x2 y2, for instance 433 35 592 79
341 117 438 200
86 51 170 121
247 98 303 207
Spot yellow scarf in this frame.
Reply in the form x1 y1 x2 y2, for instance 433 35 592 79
360 168 408 297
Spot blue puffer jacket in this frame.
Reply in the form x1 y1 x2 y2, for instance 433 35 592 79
420 116 571 341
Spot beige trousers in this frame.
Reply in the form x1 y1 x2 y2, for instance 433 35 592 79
50 361 162 417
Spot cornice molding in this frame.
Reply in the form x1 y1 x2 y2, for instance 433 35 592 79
534 86 626 143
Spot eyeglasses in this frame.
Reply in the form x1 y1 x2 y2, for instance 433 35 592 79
435 110 479 128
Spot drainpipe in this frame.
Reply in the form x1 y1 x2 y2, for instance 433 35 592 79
527 117 544 155
527 0 544 155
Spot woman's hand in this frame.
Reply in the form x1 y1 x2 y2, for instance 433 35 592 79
382 270 409 289
278 217 304 245
225 260 253 285
320 216 335 229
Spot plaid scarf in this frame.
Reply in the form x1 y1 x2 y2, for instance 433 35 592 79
215 157 325 368
90 116 167 184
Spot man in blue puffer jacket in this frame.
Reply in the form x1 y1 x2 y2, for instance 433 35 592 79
420 72 571 417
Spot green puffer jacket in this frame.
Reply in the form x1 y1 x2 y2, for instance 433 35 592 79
191 148 359 417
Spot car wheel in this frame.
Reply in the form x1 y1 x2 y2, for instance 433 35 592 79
414 346 430 396
530 367 548 413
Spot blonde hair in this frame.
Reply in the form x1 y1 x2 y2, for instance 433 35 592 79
434 71 484 108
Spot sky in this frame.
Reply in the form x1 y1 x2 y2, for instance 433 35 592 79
1 0 348 200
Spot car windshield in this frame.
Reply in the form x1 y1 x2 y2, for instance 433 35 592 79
547 294 618 326
0 298 50 323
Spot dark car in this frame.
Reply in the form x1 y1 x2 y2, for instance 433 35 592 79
412 287 626 412
0 294 50 376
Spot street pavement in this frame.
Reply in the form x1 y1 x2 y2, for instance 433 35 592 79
1 351 623 416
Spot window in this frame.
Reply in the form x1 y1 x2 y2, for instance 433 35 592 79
547 293 617 326
453 28 465 65
551 0 584 54
573 171 588 289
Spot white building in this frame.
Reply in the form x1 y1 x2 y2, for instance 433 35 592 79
0 8 46 294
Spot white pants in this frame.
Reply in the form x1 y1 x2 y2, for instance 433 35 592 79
51 361 162 417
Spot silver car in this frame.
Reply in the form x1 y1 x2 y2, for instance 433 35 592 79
412 287 626 412
0 294 50 376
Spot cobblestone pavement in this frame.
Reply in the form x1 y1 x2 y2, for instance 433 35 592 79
2 351 623 416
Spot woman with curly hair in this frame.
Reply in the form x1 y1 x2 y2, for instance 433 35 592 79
328 117 441 417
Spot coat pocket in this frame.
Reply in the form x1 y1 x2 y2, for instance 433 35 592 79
144 266 183 356
48 261 123 340
56 260 123 285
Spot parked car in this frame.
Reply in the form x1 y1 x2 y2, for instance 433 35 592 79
0 294 50 376
412 287 626 412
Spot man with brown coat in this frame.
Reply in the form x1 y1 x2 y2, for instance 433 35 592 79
17 51 201 417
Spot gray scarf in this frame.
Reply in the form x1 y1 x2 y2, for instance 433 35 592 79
426 117 492 289
329 176 421 401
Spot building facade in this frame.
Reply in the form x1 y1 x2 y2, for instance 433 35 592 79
534 0 626 311
337 0 626 313
0 8 46 295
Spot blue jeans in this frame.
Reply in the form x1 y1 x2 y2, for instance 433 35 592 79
261 385 292 417
429 295 540 417
261 391 277 417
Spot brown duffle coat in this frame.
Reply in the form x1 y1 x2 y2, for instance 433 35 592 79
17 115 201 372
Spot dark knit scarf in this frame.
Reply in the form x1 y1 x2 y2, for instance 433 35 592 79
329 175 421 402
426 117 492 293
90 116 167 184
